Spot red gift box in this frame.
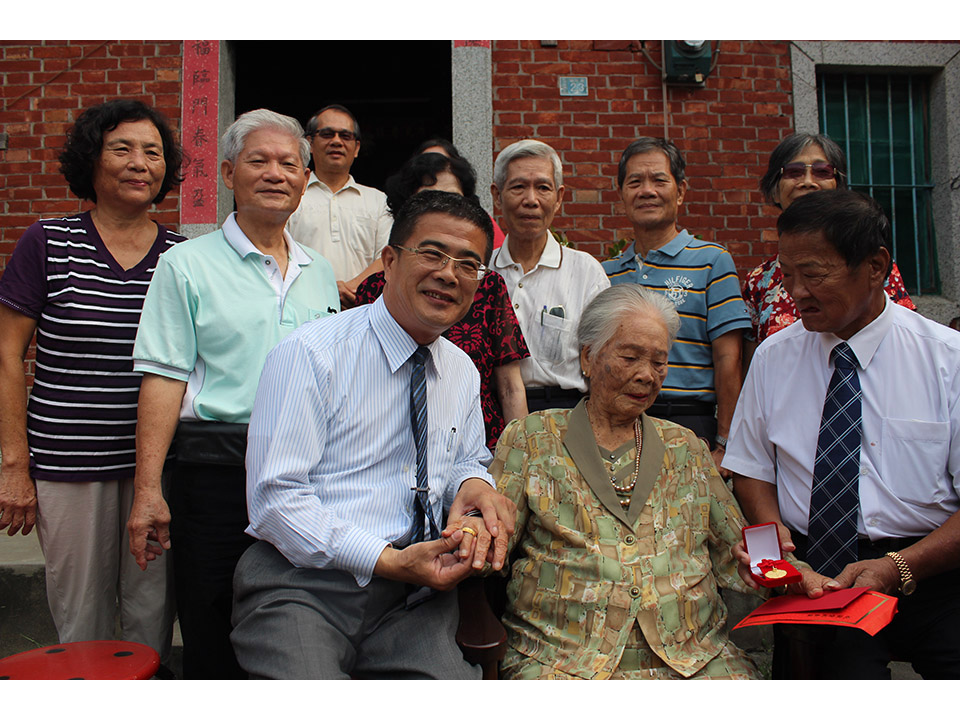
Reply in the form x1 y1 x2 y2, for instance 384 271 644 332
742 522 802 588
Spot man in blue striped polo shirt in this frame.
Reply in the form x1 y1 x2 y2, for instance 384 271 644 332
602 138 750 476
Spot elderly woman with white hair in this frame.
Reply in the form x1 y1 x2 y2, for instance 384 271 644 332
126 108 340 678
488 284 761 679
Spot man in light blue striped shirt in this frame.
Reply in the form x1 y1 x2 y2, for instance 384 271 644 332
231 191 516 679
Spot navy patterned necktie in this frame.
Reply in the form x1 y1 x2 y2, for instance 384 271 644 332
409 346 438 544
807 342 862 576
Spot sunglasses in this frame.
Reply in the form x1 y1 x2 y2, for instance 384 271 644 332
314 128 357 142
780 162 842 181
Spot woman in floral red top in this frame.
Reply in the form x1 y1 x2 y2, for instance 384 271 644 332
356 151 529 449
743 133 915 360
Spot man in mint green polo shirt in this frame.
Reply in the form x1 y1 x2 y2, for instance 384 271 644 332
127 109 339 679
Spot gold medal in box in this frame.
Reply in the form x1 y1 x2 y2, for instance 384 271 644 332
764 567 787 580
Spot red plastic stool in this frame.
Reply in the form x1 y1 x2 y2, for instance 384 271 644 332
0 640 160 679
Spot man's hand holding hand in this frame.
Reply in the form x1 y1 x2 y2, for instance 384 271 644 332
448 478 516 571
374 531 474 591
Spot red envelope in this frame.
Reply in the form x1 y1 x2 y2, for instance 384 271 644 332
748 586 870 616
733 590 898 636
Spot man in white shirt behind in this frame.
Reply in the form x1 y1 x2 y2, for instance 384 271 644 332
231 191 515 679
490 139 610 412
723 189 960 679
286 104 393 307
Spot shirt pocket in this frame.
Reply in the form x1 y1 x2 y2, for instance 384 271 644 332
881 418 951 507
538 311 571 365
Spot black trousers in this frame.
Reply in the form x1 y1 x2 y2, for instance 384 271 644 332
773 531 960 679
169 424 255 680
646 399 717 448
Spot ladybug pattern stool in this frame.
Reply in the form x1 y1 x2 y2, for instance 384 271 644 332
0 640 160 680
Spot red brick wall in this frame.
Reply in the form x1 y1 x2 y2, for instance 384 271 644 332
0 40 183 384
491 40 794 273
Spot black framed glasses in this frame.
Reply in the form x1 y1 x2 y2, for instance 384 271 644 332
391 244 488 281
312 127 357 142
780 161 843 181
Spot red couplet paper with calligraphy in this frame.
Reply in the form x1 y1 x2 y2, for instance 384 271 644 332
180 40 220 225
732 590 898 637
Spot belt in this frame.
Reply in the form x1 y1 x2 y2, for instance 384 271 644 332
790 531 924 561
647 398 716 417
525 386 582 400
174 421 248 467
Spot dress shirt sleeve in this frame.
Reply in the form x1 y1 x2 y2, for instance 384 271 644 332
488 272 530 366
444 366 495 510
373 193 393 255
704 249 751 341
245 334 390 586
0 223 49 319
488 417 533 559
721 353 777 484
586 258 612 303
132 253 198 375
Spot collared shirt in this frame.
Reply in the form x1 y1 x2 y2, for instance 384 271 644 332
133 213 340 422
492 231 610 391
723 297 960 539
285 173 393 281
602 230 751 403
245 297 493 586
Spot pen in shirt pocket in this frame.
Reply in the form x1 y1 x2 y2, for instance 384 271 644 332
446 427 457 451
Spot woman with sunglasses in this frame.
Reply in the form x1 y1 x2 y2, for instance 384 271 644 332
742 133 915 364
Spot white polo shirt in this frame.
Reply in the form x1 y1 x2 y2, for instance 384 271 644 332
285 173 392 281
723 297 960 539
492 231 610 392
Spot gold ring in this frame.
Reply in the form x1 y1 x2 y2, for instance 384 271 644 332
461 526 478 538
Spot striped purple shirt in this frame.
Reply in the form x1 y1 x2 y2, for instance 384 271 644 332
0 212 184 481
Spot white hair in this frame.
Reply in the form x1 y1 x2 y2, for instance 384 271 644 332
493 139 563 190
221 108 310 167
577 284 680 362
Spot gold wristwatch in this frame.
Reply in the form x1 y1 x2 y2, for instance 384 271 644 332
885 551 917 596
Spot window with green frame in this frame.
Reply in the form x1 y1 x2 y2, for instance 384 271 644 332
818 72 939 295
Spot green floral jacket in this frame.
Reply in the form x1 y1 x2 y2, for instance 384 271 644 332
489 403 760 679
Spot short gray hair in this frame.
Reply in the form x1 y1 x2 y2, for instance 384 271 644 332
577 284 680 362
493 139 563 190
221 108 310 167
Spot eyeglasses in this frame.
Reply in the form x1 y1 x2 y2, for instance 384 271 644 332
780 162 843 181
391 244 488 281
312 127 357 142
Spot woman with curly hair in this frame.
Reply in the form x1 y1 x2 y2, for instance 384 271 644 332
0 99 184 670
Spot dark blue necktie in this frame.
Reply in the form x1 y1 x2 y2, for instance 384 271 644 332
409 346 438 544
807 342 862 576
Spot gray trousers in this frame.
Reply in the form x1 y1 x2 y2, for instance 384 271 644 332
35 477 175 663
230 540 480 679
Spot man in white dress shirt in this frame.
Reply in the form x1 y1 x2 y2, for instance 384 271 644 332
490 139 610 412
723 189 960 679
285 104 393 307
231 191 515 679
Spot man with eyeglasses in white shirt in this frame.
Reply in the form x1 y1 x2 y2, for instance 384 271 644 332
231 191 516 679
286 104 393 307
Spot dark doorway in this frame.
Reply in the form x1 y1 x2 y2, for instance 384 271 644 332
232 41 452 191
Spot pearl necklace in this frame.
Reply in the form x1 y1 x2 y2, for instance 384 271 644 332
608 418 642 509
